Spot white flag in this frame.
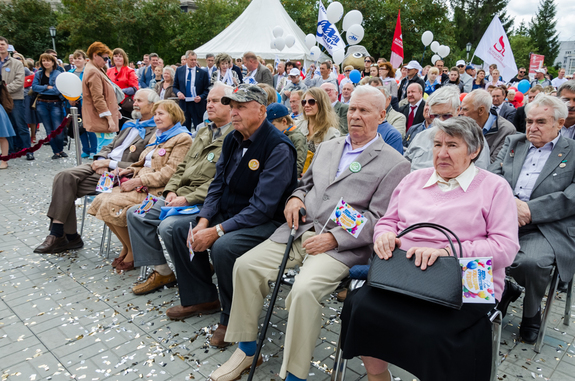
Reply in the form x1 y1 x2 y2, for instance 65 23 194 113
274 54 280 70
316 0 346 56
473 16 517 81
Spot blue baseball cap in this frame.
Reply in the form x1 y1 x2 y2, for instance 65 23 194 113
266 103 289 122
465 65 475 71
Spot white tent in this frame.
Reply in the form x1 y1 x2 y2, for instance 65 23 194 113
194 0 329 62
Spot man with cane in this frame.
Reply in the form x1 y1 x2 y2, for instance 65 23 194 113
211 85 410 381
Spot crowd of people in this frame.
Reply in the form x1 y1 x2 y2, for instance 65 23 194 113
2 34 575 381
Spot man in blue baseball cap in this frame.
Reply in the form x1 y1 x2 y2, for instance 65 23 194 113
266 103 306 177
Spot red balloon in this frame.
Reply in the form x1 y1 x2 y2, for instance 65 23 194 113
459 93 467 101
514 91 524 103
396 79 400 84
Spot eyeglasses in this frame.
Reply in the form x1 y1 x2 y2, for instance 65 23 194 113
364 60 371 63
429 113 454 121
344 69 351 72
301 99 317 106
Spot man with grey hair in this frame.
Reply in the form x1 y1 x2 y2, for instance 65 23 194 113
321 82 349 134
489 94 575 344
128 83 234 296
404 86 491 171
558 80 575 139
210 84 409 381
459 89 516 162
273 61 288 92
34 89 159 254
379 86 406 138
173 50 211 130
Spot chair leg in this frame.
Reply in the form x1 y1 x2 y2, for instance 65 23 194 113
99 223 108 256
564 278 574 327
490 310 502 381
105 228 112 258
79 196 88 237
139 266 148 281
331 335 347 381
535 267 560 353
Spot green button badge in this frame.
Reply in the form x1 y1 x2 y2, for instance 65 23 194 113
349 161 361 173
207 152 215 162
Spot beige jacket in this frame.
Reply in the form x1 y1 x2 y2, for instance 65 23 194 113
387 108 407 138
82 61 121 133
2 56 25 99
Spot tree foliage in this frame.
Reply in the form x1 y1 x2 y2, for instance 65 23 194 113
0 0 58 59
509 34 536 70
528 0 560 65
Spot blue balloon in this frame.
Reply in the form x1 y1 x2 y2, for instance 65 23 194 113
517 79 530 94
349 69 361 84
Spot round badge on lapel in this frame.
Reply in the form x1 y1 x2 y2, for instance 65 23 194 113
158 148 166 157
207 152 215 162
248 159 260 171
5 67 10 72
129 145 137 153
349 162 362 173
560 163 567 168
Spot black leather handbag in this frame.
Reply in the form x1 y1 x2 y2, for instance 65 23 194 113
367 222 463 309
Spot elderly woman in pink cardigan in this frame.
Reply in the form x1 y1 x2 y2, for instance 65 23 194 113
340 116 520 381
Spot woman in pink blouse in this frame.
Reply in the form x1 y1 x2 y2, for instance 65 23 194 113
340 116 520 381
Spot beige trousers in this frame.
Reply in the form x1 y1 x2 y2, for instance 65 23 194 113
225 231 349 379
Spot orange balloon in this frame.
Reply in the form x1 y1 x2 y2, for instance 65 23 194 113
459 93 467 101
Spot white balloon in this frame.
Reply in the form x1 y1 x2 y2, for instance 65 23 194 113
431 54 441 65
275 37 286 51
421 31 433 46
346 24 364 45
430 41 440 53
270 40 276 49
305 34 316 50
342 10 363 31
285 34 296 48
55 72 82 98
438 45 450 58
326 1 344 24
332 49 345 65
310 46 321 59
273 26 284 38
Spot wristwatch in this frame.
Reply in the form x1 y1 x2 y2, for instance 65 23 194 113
215 224 225 237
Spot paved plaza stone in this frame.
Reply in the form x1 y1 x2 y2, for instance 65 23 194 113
1 135 575 380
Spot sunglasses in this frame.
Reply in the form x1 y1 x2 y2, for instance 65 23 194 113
429 113 454 121
519 71 526 74
364 60 371 63
344 69 351 72
301 99 317 107
457 65 464 68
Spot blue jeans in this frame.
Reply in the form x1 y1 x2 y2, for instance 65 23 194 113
7 99 31 152
36 101 65 154
80 131 98 155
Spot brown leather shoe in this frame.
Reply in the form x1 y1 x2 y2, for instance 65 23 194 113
166 300 221 320
65 234 84 251
132 271 177 295
210 324 231 348
336 288 348 302
115 260 135 273
111 254 127 268
34 235 69 254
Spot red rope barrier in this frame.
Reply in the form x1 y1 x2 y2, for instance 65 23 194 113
0 116 71 161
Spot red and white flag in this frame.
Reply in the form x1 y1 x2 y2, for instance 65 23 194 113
390 10 403 69
474 16 518 81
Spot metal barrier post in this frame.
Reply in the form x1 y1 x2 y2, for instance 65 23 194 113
70 107 81 166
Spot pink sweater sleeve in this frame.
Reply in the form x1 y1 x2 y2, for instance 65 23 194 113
373 179 404 241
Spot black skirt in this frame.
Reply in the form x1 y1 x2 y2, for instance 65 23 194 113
340 286 493 381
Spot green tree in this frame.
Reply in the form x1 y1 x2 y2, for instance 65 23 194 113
509 34 536 70
450 0 513 53
0 0 58 59
528 0 560 65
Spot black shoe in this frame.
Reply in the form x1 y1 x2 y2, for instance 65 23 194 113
497 279 522 317
558 280 569 293
26 152 35 161
51 154 61 159
520 309 541 344
59 152 68 158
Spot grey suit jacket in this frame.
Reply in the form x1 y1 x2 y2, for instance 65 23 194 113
497 102 516 124
333 101 349 134
94 123 157 168
485 114 516 163
254 63 273 86
268 136 411 267
489 134 575 282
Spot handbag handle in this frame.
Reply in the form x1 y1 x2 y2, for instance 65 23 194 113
396 222 462 259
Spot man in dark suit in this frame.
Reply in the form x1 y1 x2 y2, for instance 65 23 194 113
33 89 160 254
491 86 516 123
399 83 425 131
514 86 543 133
173 50 211 131
489 94 575 344
139 53 159 89
242 51 273 86
202 53 216 78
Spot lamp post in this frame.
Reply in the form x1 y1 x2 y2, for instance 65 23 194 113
466 42 472 63
49 26 56 52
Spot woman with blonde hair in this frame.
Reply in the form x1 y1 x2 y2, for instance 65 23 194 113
295 87 340 155
88 100 192 272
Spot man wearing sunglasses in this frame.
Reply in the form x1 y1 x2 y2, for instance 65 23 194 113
509 67 528 85
457 60 473 93
281 68 307 112
404 86 491 171
459 89 516 162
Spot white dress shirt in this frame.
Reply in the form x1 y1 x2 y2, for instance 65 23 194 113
561 124 575 140
100 128 140 169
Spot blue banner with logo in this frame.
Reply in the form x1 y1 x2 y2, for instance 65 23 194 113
316 0 346 56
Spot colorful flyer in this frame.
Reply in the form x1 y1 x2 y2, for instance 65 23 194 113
460 257 495 304
95 172 115 193
133 194 159 215
329 198 367 238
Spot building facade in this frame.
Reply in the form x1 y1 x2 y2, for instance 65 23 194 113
554 41 575 75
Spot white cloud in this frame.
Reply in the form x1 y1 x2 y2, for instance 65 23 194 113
506 0 575 41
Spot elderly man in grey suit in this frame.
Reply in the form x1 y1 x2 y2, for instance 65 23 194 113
489 94 575 344
210 85 410 381
242 51 273 86
321 82 349 134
